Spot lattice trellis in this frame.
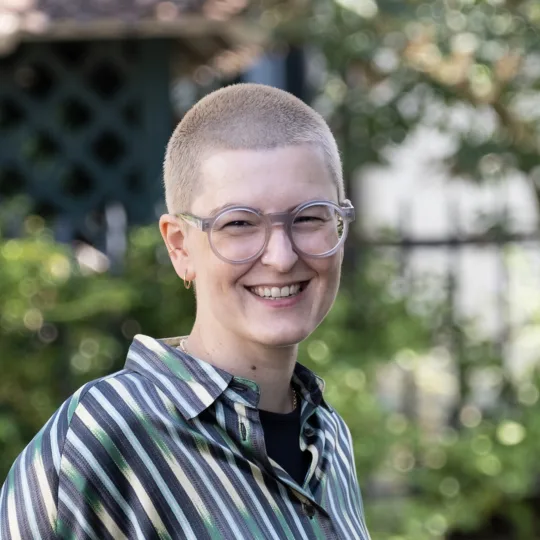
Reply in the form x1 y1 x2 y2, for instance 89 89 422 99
0 39 171 245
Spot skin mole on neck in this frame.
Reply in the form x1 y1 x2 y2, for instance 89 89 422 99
251 365 257 371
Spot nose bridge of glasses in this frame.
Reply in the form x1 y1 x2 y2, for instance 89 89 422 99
266 211 293 228
263 212 297 257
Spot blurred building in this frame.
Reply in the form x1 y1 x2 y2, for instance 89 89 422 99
361 124 540 423
0 0 306 259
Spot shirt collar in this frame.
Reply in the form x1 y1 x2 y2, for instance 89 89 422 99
125 334 333 420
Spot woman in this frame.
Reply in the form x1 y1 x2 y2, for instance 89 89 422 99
0 84 370 539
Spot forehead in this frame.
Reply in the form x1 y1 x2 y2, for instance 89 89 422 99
192 145 337 215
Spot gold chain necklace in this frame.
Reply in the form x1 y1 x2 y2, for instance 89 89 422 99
179 338 298 411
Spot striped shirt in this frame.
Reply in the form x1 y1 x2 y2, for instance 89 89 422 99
0 334 370 539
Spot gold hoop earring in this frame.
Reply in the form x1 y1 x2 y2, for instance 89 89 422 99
183 270 192 290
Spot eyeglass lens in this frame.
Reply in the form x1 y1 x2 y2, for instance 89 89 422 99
209 203 345 262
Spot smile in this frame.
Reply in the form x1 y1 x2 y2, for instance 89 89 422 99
247 282 306 299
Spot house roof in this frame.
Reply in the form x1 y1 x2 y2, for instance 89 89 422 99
0 0 248 26
0 0 286 71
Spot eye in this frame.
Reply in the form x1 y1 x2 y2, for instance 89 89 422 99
224 220 254 228
294 215 324 223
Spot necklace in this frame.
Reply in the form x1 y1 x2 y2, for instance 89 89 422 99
179 338 298 411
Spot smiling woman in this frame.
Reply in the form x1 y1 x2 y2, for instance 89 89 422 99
0 84 371 540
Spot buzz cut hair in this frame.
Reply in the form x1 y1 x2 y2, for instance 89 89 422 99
163 83 345 214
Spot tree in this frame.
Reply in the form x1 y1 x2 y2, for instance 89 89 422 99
271 0 540 211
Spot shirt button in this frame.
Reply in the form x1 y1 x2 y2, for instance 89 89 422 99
302 502 316 519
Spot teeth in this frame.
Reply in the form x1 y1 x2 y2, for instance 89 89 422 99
250 283 303 299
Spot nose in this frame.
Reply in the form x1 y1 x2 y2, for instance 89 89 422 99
261 225 298 272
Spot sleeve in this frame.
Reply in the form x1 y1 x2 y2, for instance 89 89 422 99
337 414 372 540
0 390 85 540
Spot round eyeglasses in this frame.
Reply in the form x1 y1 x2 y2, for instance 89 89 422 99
175 200 355 264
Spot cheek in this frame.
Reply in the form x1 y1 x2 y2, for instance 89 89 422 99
312 255 342 285
197 259 249 301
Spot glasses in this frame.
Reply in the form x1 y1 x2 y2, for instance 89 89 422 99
175 200 355 264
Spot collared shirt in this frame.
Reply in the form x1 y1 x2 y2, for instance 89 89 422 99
0 335 370 540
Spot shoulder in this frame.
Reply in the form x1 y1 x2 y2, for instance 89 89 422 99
60 368 157 443
4 369 143 482
0 369 141 537
318 405 356 457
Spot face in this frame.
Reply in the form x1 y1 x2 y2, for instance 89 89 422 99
171 144 343 348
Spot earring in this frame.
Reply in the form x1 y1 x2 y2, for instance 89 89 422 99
183 270 192 290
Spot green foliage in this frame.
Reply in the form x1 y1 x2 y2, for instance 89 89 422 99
271 0 540 207
3 219 540 538
0 219 194 475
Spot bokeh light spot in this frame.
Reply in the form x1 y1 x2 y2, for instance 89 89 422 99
425 447 447 469
471 434 492 456
386 413 408 435
23 308 43 331
440 477 460 498
497 421 526 446
477 455 502 476
459 404 482 428
518 383 539 406
345 368 366 390
307 340 330 365
425 514 448 536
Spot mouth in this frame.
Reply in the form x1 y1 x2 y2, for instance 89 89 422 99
245 281 310 300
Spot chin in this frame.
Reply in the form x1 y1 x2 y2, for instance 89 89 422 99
249 325 313 348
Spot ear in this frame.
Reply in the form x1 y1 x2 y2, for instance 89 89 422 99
159 214 195 281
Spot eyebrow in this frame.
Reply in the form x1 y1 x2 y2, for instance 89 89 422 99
208 200 331 217
208 202 253 217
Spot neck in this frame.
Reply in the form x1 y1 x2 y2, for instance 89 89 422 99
187 321 298 413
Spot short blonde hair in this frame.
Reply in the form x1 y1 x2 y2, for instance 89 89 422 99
163 83 344 213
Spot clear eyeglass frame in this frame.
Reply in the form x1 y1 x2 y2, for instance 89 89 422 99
174 199 356 264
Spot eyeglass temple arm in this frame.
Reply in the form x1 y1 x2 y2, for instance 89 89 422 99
177 213 208 231
341 200 355 223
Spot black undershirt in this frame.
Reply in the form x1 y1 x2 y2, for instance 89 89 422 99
258 404 311 486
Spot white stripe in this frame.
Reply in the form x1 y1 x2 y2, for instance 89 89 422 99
19 447 42 540
335 421 370 536
126 376 248 539
65 420 150 540
32 446 57 529
90 386 198 540
334 420 365 515
247 462 311 540
191 355 231 389
327 420 368 538
274 482 311 540
7 488 22 540
134 334 167 354
106 379 213 527
185 380 215 407
63 457 129 540
208 401 284 540
248 463 280 511
136 334 230 392
49 407 62 473
58 488 101 540
128 355 199 418
326 467 358 538
308 408 361 538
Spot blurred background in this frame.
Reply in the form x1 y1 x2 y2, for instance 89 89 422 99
1 0 540 538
